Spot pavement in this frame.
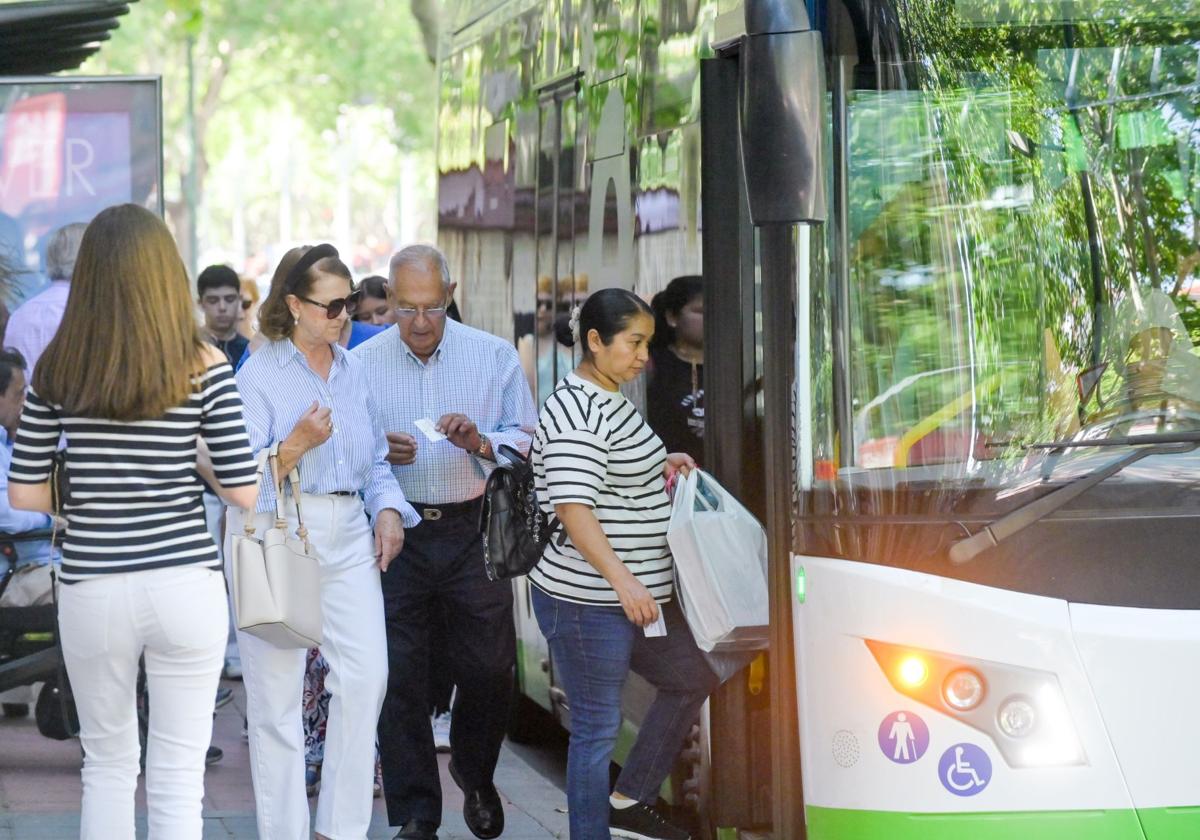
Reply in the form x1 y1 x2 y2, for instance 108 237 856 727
0 680 569 839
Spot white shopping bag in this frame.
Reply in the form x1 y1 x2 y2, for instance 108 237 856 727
667 469 769 652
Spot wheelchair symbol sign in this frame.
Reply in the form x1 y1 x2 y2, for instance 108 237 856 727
938 743 992 796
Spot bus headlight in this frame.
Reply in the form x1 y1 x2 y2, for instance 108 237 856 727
997 695 1036 738
865 639 1086 768
943 669 985 711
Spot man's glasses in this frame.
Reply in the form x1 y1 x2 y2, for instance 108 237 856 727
297 290 361 319
395 304 448 321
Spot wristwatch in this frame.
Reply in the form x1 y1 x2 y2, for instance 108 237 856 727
475 433 491 458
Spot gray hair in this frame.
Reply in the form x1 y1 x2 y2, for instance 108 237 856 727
45 223 88 282
389 244 451 290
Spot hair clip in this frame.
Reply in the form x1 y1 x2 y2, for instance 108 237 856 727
568 304 582 343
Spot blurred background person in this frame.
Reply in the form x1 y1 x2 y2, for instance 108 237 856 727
196 263 251 683
198 264 249 365
0 347 56 719
647 275 704 463
239 277 261 340
8 204 260 840
5 223 87 373
355 276 397 326
519 275 583 407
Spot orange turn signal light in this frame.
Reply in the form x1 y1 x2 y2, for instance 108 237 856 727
897 655 929 688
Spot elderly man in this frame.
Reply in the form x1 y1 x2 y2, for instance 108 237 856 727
355 245 537 840
5 223 87 372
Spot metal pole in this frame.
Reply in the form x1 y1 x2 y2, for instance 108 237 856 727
184 34 199 279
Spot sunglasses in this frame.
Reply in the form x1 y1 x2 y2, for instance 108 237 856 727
297 290 362 319
241 297 253 311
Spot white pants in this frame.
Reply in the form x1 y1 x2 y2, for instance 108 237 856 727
58 565 227 840
227 494 387 840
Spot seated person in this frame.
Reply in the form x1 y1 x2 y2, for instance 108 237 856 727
0 346 54 607
0 348 55 719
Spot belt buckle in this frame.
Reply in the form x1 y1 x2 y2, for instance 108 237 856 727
423 507 443 521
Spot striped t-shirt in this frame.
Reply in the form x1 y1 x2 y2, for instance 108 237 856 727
530 372 673 605
8 363 259 583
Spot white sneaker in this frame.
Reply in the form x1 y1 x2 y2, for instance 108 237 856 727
432 710 451 753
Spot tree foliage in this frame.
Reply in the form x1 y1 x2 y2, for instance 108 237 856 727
77 0 437 268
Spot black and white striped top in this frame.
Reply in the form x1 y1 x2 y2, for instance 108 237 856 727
530 372 673 605
8 363 259 583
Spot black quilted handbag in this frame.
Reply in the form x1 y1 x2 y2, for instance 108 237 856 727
478 444 562 581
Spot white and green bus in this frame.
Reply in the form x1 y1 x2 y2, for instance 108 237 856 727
435 0 1200 837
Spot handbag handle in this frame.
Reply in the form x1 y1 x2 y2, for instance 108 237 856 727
275 457 311 551
242 445 310 551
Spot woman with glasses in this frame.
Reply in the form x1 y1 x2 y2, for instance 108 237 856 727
232 244 420 840
238 277 261 340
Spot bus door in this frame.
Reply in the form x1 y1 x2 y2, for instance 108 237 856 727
701 2 827 837
512 72 585 722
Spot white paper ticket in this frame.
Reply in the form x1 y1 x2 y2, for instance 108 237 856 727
414 418 448 443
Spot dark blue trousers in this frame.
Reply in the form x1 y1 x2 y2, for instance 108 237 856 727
377 509 516 827
532 587 720 840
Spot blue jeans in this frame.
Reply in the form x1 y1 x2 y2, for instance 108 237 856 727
532 587 719 840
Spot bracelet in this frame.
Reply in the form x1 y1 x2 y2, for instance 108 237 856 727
475 434 491 457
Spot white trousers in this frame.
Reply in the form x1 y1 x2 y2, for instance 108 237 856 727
227 494 387 840
58 564 227 840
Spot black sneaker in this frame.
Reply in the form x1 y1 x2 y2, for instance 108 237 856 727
205 745 223 766
609 802 691 840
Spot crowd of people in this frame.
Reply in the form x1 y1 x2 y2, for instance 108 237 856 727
0 204 717 840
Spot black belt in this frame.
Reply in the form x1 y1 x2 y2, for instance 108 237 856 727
329 491 357 497
412 497 482 522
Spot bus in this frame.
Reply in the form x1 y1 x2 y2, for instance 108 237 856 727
435 0 1200 837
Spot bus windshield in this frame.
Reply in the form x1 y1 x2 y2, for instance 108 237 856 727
839 5 1200 484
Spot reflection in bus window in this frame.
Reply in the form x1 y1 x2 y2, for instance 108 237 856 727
842 31 1200 476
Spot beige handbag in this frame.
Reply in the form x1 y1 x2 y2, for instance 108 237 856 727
230 446 323 649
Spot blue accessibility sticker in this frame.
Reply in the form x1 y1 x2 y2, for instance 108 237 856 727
938 743 992 796
877 711 929 764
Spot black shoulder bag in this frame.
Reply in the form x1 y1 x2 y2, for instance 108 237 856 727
479 444 564 581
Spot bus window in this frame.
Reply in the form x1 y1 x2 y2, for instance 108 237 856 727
836 29 1200 477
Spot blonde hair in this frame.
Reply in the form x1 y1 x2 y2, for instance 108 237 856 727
34 205 207 420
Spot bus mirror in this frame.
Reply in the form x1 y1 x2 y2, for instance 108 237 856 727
740 25 827 224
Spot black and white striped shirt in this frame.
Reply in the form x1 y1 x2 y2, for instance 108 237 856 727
8 363 259 583
530 372 673 605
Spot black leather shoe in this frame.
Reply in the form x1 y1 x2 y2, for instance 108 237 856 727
394 819 439 840
450 762 505 839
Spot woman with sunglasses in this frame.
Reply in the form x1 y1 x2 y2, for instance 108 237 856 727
232 244 420 840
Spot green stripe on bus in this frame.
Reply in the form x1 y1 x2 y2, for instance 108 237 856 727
806 804 1200 839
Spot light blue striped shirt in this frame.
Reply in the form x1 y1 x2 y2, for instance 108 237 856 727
353 319 537 504
235 338 419 526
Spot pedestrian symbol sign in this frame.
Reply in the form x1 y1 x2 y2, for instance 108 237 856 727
938 743 992 796
877 710 929 764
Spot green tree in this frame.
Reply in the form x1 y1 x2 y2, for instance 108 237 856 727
78 0 436 271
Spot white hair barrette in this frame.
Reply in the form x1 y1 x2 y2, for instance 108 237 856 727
568 304 582 343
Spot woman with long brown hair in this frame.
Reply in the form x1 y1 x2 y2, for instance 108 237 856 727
7 204 260 840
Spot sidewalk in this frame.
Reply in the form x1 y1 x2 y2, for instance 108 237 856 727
0 680 568 839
